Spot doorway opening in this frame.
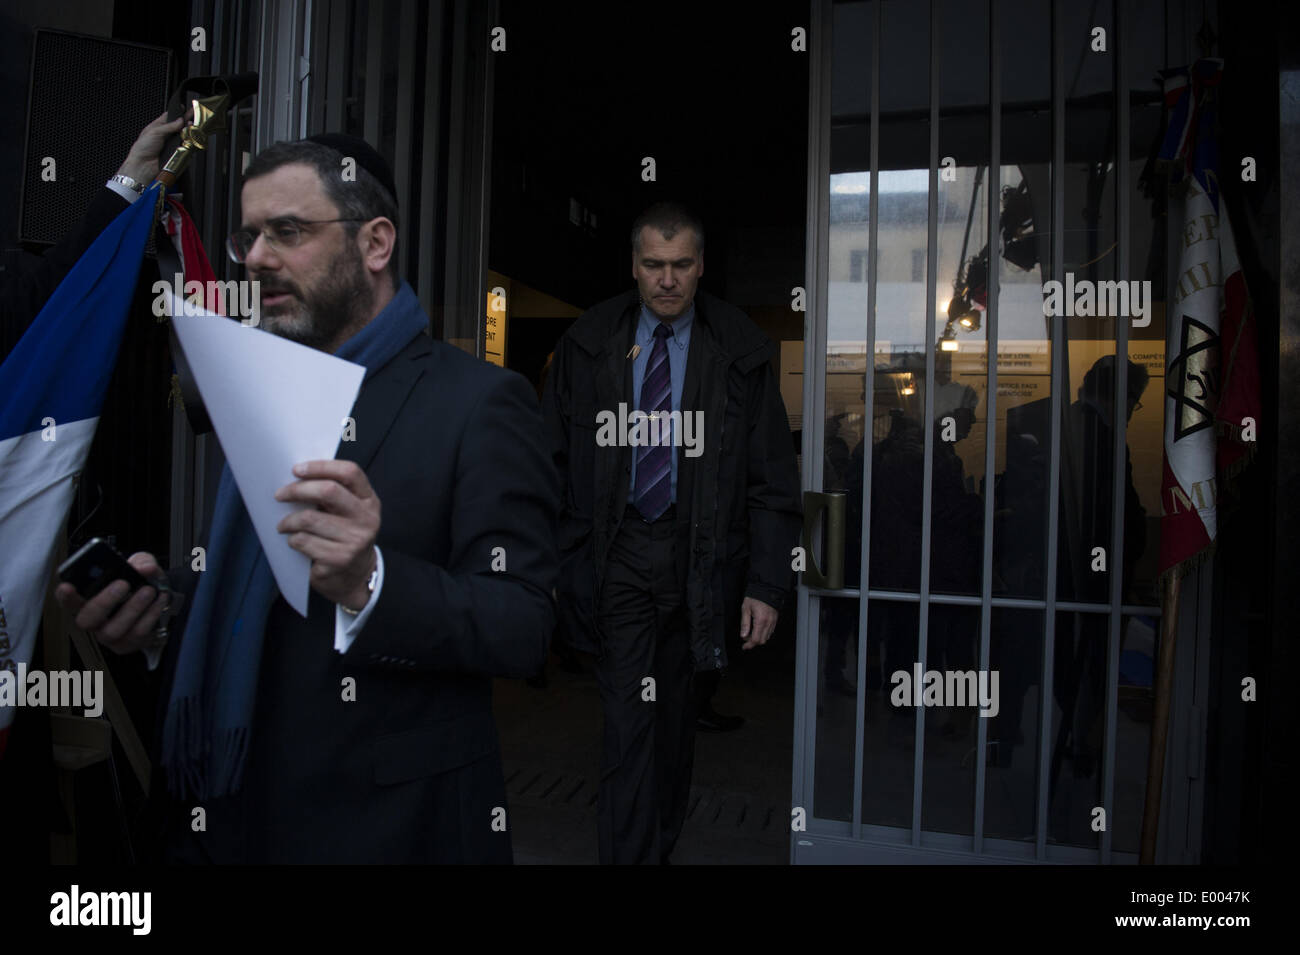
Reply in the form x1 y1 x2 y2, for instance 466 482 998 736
486 1 809 863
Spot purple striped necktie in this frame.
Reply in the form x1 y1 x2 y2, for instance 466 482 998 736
633 322 673 521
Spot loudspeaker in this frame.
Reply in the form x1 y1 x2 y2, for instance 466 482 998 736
19 30 172 246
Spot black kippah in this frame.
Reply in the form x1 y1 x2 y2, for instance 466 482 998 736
304 133 398 202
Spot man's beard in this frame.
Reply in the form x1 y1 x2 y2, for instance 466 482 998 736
256 242 375 351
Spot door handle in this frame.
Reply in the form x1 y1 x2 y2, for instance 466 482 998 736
801 490 846 589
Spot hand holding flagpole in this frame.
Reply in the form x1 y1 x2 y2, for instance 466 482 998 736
154 94 230 191
114 111 189 186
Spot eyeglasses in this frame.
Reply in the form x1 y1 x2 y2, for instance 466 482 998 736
226 216 368 263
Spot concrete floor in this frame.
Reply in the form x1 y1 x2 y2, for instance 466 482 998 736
493 622 1154 863
493 645 796 865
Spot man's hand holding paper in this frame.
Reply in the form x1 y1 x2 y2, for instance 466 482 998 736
275 459 380 611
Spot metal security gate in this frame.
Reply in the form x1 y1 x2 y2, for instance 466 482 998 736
792 0 1213 864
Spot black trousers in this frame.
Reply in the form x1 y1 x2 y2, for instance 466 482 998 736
595 507 696 864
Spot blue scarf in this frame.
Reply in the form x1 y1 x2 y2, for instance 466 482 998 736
162 281 428 799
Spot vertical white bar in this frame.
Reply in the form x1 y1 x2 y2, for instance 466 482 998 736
363 0 384 148
850 0 882 842
1036 0 1066 862
912 0 940 846
417 0 446 325
1102 0 1130 864
792 0 833 861
973 0 1000 854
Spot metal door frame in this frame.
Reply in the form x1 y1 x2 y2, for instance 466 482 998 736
791 0 1210 865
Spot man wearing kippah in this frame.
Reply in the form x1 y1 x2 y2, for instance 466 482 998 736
55 135 559 863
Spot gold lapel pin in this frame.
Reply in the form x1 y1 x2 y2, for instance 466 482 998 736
627 344 642 360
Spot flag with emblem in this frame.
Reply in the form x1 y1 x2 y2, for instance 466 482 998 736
0 183 162 757
1157 58 1260 578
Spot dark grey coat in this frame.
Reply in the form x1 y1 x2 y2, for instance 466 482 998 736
543 288 802 671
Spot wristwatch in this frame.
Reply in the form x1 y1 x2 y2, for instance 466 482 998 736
148 578 181 652
110 173 145 194
341 554 379 617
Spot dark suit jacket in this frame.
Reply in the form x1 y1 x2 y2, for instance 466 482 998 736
1 187 130 358
155 328 558 863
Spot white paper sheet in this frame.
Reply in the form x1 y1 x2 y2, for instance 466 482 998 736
169 298 366 615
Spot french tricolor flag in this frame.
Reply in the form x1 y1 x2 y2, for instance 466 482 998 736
0 183 161 757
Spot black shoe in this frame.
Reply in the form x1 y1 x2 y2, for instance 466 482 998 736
696 706 745 732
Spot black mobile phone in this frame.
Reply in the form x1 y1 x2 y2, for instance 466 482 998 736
57 538 149 600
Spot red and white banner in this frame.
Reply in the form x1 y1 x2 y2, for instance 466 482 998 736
161 194 222 310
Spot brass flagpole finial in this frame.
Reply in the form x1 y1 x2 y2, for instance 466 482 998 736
154 93 231 191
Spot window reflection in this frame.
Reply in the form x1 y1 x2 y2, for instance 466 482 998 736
812 0 1174 853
